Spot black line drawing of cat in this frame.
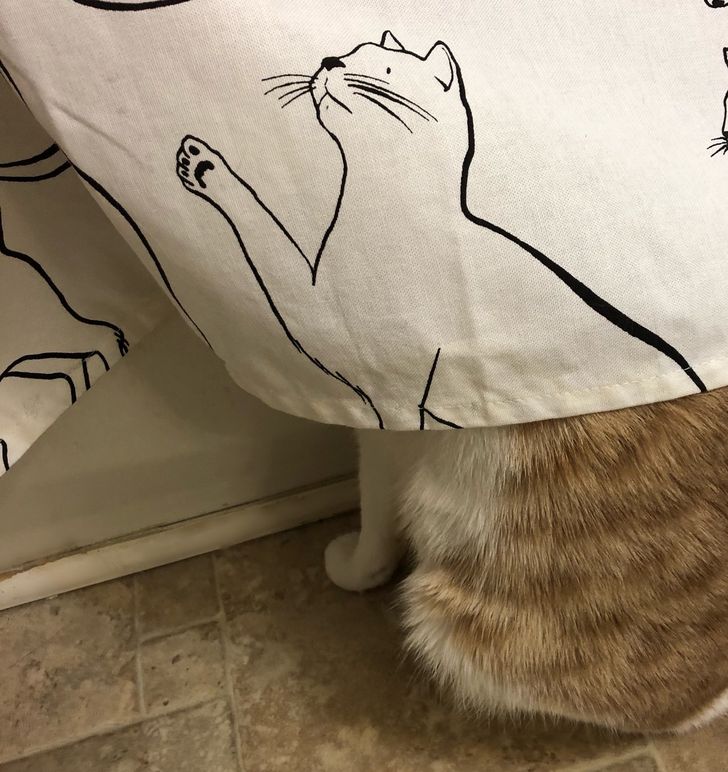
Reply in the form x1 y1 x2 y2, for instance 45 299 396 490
71 164 211 346
708 48 728 156
0 67 211 347
0 143 72 182
0 133 203 470
705 0 728 8
176 31 706 429
0 203 129 470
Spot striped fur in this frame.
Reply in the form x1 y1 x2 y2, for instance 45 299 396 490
391 389 728 732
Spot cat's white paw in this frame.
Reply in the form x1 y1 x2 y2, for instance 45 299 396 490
324 531 399 592
176 136 225 197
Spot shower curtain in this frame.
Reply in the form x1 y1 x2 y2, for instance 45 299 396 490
1 0 728 475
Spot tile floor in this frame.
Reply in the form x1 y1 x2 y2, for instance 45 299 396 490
0 514 725 771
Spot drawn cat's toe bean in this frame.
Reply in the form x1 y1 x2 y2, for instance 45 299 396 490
180 135 208 158
176 163 192 188
176 136 229 196
192 160 215 189
180 135 218 158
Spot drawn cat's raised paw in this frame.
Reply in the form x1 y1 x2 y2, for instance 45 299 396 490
324 531 399 592
176 136 226 198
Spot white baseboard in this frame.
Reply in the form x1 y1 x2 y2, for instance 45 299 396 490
0 476 357 611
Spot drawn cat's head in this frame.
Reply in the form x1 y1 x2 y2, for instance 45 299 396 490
309 32 468 153
724 47 728 139
708 48 728 156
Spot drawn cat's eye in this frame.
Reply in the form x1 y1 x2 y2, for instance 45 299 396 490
386 67 391 74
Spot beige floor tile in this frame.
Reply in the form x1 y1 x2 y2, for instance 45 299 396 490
5 513 724 771
216 515 355 618
0 700 238 772
141 622 226 712
137 554 219 636
218 517 640 772
654 715 728 772
596 755 659 771
0 580 138 763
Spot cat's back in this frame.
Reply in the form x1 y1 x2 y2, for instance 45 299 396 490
398 388 728 732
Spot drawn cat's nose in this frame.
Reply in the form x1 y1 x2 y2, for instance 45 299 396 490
321 57 345 71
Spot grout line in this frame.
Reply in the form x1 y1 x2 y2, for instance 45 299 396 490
554 741 656 772
132 575 147 715
139 612 223 644
0 696 224 767
211 551 246 772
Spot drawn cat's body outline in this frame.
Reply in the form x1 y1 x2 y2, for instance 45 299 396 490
0 207 128 471
0 58 213 469
177 32 706 430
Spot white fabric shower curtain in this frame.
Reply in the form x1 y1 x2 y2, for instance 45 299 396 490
1 0 728 475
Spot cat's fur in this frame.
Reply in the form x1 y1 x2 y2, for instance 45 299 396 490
325 389 728 733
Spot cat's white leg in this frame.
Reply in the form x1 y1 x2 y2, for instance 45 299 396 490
325 429 405 591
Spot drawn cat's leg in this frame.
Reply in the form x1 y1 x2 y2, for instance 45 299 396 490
2 371 77 404
176 136 385 428
325 429 404 591
176 136 315 282
1 351 110 404
418 349 462 430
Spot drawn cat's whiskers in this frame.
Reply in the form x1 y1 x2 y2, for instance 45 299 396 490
277 85 311 101
343 77 436 123
262 74 313 109
280 87 313 109
263 80 311 96
707 136 728 156
261 73 312 81
345 72 391 85
351 92 413 133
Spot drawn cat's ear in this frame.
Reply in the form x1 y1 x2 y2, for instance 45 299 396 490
380 31 405 51
426 42 456 92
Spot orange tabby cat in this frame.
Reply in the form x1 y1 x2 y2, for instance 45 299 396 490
325 388 728 733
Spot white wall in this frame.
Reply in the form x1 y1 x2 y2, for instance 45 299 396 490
0 315 357 571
